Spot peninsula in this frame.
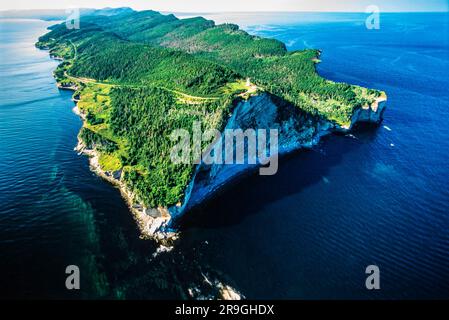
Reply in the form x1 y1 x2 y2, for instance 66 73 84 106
36 8 387 245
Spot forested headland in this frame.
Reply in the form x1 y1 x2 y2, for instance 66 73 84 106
36 8 384 209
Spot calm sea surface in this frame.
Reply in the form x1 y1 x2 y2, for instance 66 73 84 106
0 13 448 299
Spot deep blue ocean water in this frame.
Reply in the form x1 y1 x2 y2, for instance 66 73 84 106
0 13 448 299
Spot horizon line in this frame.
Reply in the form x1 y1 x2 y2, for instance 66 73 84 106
1 7 448 13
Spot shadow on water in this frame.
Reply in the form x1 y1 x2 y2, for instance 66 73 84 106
178 125 380 231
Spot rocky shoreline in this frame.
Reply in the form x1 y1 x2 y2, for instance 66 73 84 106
42 47 181 245
73 113 179 247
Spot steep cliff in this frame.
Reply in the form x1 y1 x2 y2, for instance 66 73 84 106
168 92 387 225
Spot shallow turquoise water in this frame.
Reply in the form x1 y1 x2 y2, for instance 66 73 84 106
0 13 448 299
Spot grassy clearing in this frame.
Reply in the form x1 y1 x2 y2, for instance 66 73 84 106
98 153 122 172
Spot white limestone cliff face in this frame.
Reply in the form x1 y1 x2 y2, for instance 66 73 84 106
168 93 387 225
352 97 387 126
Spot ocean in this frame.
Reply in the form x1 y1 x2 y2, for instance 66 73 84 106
0 13 448 299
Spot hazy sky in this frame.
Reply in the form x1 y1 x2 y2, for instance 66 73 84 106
1 0 448 12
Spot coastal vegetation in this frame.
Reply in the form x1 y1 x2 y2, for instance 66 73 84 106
36 8 383 209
